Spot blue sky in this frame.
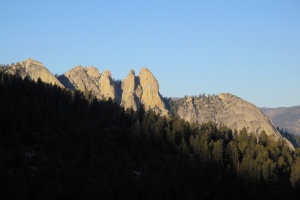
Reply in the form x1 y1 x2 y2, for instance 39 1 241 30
1 0 299 107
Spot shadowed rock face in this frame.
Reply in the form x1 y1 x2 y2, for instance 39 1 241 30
176 93 293 148
1 58 64 87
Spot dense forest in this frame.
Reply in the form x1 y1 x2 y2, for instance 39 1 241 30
1 72 300 200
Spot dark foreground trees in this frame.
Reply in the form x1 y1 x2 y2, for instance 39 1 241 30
0 72 299 200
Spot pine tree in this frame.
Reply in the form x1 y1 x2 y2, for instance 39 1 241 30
290 157 300 188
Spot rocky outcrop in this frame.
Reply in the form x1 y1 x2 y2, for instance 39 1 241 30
2 60 168 116
1 58 64 87
0 63 28 79
121 70 141 111
99 70 120 102
177 93 291 145
120 68 168 115
59 66 120 102
60 65 101 97
138 68 168 115
60 66 168 115
1 58 294 148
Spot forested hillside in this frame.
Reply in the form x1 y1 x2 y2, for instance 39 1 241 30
1 72 300 200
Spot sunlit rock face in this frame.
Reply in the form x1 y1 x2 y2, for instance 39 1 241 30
138 68 168 115
61 66 168 116
1 58 294 149
61 65 101 96
99 70 118 101
60 66 120 102
1 58 64 87
176 93 294 149
121 69 141 111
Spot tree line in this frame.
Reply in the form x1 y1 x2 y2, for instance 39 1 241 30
0 71 300 199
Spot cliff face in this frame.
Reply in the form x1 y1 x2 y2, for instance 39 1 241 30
99 70 120 102
60 66 168 116
60 66 101 95
1 58 64 87
59 66 121 102
176 93 291 145
138 68 168 115
121 70 141 111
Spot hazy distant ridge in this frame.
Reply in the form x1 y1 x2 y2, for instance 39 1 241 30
261 106 300 136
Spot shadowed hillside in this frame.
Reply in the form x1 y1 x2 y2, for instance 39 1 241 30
1 72 300 199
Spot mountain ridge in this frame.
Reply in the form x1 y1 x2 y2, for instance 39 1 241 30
1 58 294 149
1 68 298 199
171 94 286 140
57 64 169 116
0 58 64 88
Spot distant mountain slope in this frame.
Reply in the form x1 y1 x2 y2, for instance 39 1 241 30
261 106 300 136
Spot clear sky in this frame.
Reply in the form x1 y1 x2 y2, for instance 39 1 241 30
1 0 299 108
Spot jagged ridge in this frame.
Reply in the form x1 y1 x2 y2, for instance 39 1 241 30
58 65 168 116
0 58 293 148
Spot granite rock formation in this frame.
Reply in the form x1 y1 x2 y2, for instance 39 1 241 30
59 66 121 102
60 66 168 115
175 93 293 148
1 58 64 87
2 58 293 148
121 69 141 111
99 70 120 102
59 65 101 94
138 68 168 115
